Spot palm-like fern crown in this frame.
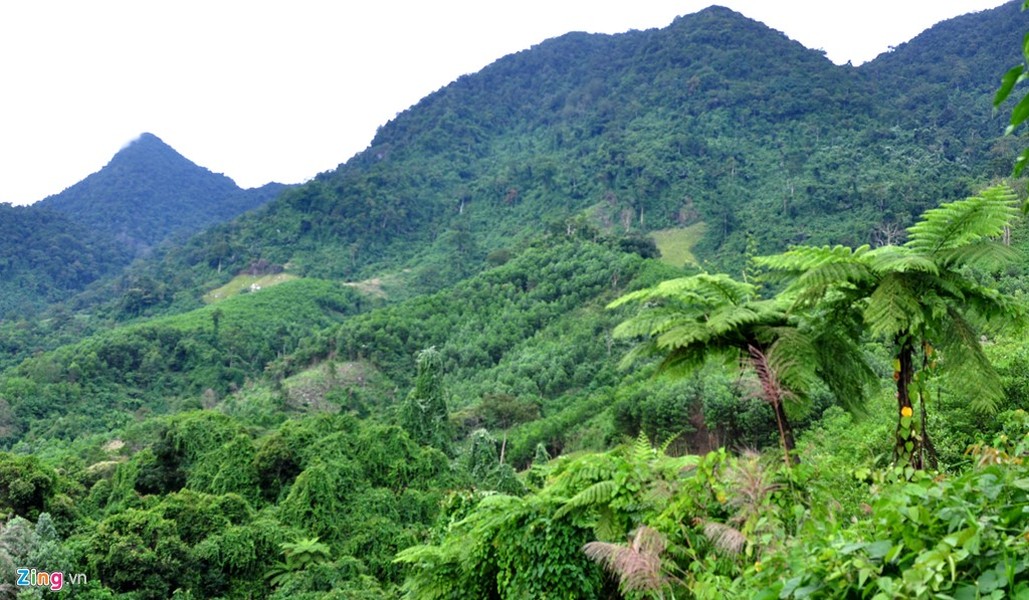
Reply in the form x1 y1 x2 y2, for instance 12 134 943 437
905 185 1019 266
608 273 788 372
609 273 878 412
756 184 1025 412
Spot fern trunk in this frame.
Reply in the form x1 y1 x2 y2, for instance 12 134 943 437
894 339 922 469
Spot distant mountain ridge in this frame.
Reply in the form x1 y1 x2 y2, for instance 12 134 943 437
36 133 288 254
0 133 288 320
117 2 1026 312
0 203 131 319
11 3 1029 328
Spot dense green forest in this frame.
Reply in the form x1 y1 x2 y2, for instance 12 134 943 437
0 2 1028 599
87 4 1026 304
37 133 288 256
0 133 286 323
0 204 131 318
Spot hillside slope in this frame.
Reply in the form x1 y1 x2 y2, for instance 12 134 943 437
112 4 1028 318
0 204 131 318
36 133 287 254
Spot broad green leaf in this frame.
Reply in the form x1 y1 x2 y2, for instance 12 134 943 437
1014 147 1029 177
995 65 1024 107
865 540 893 560
978 569 1002 593
1011 92 1029 129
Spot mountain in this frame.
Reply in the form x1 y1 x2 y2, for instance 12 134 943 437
0 204 131 318
6 4 1026 355
36 133 288 254
103 3 1026 318
1 6 1028 599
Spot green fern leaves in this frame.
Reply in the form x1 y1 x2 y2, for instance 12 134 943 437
758 184 1023 424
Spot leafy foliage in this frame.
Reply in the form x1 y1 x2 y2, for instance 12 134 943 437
399 348 453 454
0 4 1028 598
0 279 365 443
757 185 1025 467
609 271 877 463
0 204 131 319
37 133 286 255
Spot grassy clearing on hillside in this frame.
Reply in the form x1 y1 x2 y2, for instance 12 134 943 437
650 222 706 267
344 277 389 298
203 273 298 303
282 360 390 412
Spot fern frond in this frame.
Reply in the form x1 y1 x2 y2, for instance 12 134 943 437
659 344 730 374
584 527 669 593
906 185 1018 257
934 240 1021 271
459 494 524 536
863 274 923 338
594 505 621 541
727 450 782 517
608 273 756 309
789 259 874 298
631 430 655 463
657 432 682 456
810 332 879 414
934 307 1005 413
611 307 690 340
866 246 939 275
755 244 869 273
765 328 819 394
555 480 619 518
393 544 446 566
616 342 659 370
701 521 746 556
959 283 1028 335
654 321 722 350
698 305 764 338
745 345 796 411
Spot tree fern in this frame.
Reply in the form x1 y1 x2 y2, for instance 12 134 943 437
758 183 1024 468
610 272 876 460
863 273 924 338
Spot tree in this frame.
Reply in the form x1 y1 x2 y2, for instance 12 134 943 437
756 185 1024 468
608 273 875 465
398 347 453 454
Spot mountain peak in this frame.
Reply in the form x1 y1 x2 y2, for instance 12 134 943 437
122 131 166 148
36 133 283 253
106 131 192 170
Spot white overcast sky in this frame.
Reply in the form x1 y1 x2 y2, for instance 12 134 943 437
0 0 1014 205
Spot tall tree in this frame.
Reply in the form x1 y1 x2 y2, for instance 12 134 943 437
756 185 1024 468
399 347 453 454
608 273 874 465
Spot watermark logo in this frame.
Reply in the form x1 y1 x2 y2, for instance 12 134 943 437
16 568 87 592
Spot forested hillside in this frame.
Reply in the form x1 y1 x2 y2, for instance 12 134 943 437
0 133 288 350
0 3 1027 599
94 3 1029 317
0 204 131 318
37 133 287 255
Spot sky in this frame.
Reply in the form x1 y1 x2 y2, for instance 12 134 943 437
0 0 1014 205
